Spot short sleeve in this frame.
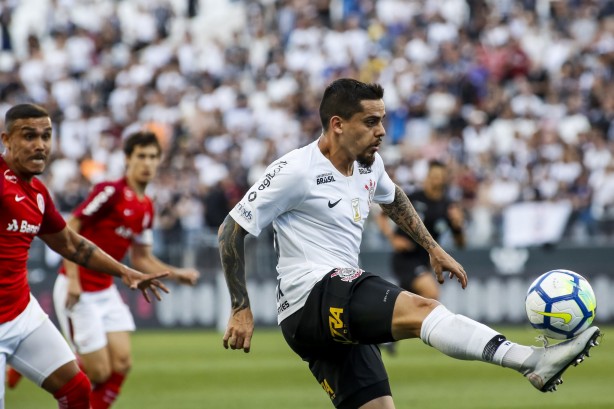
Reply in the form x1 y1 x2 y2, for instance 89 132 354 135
372 154 396 204
230 157 306 236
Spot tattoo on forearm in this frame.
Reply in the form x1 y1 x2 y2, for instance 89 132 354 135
380 185 438 251
70 239 96 267
218 216 250 312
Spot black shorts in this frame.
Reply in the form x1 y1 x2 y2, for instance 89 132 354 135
280 270 403 408
391 252 431 291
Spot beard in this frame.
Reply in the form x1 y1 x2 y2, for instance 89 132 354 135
357 151 376 167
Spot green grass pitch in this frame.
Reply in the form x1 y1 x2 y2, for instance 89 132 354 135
6 326 613 408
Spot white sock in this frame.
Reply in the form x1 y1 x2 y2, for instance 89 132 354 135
421 305 532 369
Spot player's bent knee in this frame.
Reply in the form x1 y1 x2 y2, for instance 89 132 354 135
391 292 441 340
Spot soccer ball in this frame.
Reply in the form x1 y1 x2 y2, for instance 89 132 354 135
525 269 597 340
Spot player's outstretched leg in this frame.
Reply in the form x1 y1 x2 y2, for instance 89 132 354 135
415 303 600 393
521 326 601 392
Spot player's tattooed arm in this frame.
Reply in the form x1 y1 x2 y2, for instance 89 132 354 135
68 238 96 267
380 184 438 251
218 215 250 312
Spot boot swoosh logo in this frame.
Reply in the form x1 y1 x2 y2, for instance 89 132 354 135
328 199 342 208
533 310 573 324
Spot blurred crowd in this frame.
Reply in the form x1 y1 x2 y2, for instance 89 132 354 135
0 0 613 254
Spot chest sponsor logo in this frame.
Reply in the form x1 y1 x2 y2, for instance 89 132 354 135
15 195 26 202
258 161 288 191
6 219 40 234
316 172 336 185
358 165 372 174
115 225 134 239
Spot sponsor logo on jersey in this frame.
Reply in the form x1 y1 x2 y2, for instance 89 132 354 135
320 379 336 400
36 193 45 214
327 198 341 208
276 279 290 313
235 202 253 222
257 161 287 191
115 225 134 239
82 186 116 216
4 169 17 183
6 219 40 234
316 172 336 185
328 307 354 344
330 268 363 282
358 165 372 174
248 191 257 202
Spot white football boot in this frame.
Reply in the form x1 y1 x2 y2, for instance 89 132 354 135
522 326 601 392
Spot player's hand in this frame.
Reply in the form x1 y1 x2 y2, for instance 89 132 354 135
122 268 170 303
173 268 200 286
223 308 254 353
66 277 82 310
428 246 468 289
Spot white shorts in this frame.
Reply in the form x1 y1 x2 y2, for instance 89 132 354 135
53 275 136 354
0 296 75 395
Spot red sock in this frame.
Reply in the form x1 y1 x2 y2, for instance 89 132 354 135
53 371 91 409
90 372 126 409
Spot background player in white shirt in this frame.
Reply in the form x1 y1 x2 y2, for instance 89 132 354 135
0 104 168 409
218 79 600 409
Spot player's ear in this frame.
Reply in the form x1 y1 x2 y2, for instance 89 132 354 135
330 116 343 135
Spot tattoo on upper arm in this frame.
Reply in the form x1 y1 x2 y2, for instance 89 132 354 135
70 238 96 267
380 185 438 251
218 216 250 312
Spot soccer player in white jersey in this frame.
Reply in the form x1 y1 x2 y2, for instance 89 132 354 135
217 79 600 408
0 104 168 409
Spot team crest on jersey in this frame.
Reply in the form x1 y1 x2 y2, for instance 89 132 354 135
36 193 45 214
330 268 363 282
364 179 376 205
4 169 17 183
316 172 336 185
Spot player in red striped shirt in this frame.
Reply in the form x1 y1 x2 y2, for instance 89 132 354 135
0 104 168 409
50 131 199 409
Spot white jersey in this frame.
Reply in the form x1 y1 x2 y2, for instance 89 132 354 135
230 139 396 323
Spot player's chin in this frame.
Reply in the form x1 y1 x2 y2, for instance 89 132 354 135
357 152 376 167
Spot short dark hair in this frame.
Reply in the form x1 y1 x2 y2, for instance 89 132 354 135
428 159 446 170
319 78 384 131
123 131 162 157
5 104 49 132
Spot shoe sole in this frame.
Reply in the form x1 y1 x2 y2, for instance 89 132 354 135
540 327 601 392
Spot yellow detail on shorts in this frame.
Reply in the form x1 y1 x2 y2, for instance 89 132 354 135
321 378 336 400
329 307 354 344
533 310 573 324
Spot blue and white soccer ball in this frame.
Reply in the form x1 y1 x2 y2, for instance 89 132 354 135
525 269 597 340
